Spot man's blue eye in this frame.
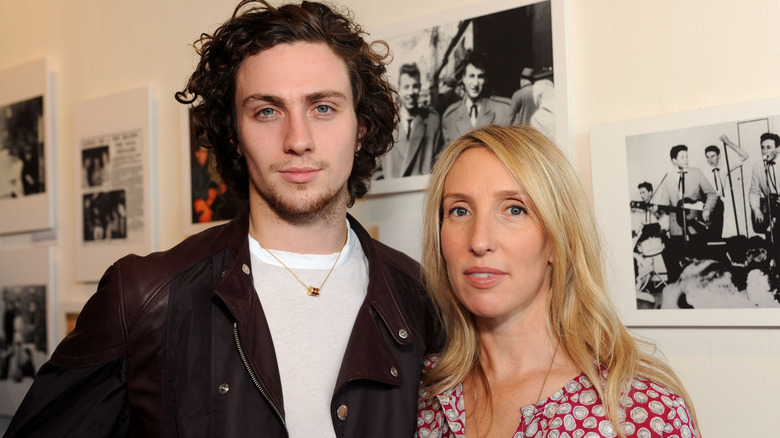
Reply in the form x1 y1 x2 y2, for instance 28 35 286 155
316 105 331 113
259 108 275 116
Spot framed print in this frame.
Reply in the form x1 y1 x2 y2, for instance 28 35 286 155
74 86 155 282
0 58 55 235
180 107 243 236
369 0 569 195
0 246 55 417
590 97 780 326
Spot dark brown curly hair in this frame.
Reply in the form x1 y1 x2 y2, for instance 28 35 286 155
175 0 398 206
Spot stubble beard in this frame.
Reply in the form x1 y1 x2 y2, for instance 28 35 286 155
255 176 348 226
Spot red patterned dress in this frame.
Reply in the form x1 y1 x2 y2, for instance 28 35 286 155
416 358 697 438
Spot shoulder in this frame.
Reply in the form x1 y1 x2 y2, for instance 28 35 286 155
52 222 234 367
114 221 230 293
418 106 440 123
370 235 423 281
443 100 465 120
487 95 513 107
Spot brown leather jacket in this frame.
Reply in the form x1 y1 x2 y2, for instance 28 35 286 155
6 210 436 437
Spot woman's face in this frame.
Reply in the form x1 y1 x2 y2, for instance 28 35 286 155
440 147 553 324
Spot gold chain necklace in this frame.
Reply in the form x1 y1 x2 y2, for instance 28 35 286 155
470 343 560 438
249 226 348 297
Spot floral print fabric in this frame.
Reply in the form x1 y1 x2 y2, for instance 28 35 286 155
416 358 697 438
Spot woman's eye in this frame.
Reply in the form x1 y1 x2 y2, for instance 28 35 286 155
508 205 526 215
449 206 468 217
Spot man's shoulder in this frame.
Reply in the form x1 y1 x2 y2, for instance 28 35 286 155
442 100 465 120
114 221 230 289
370 237 422 281
487 95 513 107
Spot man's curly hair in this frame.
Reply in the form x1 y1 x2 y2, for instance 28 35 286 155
175 0 398 206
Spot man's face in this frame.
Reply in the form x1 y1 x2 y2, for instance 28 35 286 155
761 139 778 161
705 151 720 167
462 63 486 100
398 73 420 112
234 42 360 221
639 187 652 202
672 150 689 169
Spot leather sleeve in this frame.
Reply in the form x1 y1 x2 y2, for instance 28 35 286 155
4 359 131 437
4 263 131 437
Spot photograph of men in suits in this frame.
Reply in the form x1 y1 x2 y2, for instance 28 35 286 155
441 50 514 144
653 145 719 281
375 63 441 179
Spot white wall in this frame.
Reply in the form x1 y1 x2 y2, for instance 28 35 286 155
1 0 778 435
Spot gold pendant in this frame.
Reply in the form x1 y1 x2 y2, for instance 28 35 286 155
307 286 320 296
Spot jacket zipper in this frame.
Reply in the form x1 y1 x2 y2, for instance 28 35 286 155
232 322 289 437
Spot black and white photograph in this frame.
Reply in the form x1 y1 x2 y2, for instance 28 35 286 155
0 246 54 417
82 190 127 242
74 86 154 282
0 58 54 235
81 145 110 188
626 116 780 311
0 96 44 199
591 97 780 326
369 0 568 194
0 285 46 383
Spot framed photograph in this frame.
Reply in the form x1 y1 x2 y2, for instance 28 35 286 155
180 107 243 236
590 97 780 326
73 86 155 282
369 0 569 195
0 246 55 417
0 58 55 235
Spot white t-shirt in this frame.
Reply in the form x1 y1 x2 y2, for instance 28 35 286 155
248 223 368 437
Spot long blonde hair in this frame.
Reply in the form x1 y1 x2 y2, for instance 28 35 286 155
421 124 698 436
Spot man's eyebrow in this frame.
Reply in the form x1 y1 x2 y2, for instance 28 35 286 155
242 90 349 107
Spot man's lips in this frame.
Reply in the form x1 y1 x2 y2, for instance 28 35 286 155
463 267 507 289
279 167 320 184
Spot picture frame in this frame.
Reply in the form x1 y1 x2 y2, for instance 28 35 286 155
0 245 55 417
180 107 243 236
0 58 55 235
73 86 156 282
368 0 569 195
590 97 780 326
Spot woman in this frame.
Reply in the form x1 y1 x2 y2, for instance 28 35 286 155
417 125 698 438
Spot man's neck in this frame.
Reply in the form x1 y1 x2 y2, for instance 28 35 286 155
248 201 349 255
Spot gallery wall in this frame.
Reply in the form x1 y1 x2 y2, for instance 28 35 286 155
0 0 778 435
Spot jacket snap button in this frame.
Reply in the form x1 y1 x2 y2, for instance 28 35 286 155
218 383 229 395
398 329 408 339
390 366 398 377
336 404 348 421
242 264 250 274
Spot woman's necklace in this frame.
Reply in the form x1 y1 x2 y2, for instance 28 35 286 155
249 226 348 297
471 343 560 438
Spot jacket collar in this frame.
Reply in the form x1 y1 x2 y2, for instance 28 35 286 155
214 208 415 409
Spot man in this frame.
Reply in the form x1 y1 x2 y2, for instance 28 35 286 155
510 67 537 126
653 144 718 281
631 182 668 237
749 132 780 245
704 135 749 239
6 2 435 437
375 63 441 179
441 49 515 144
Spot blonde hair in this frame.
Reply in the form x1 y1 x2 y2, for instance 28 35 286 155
421 124 698 436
